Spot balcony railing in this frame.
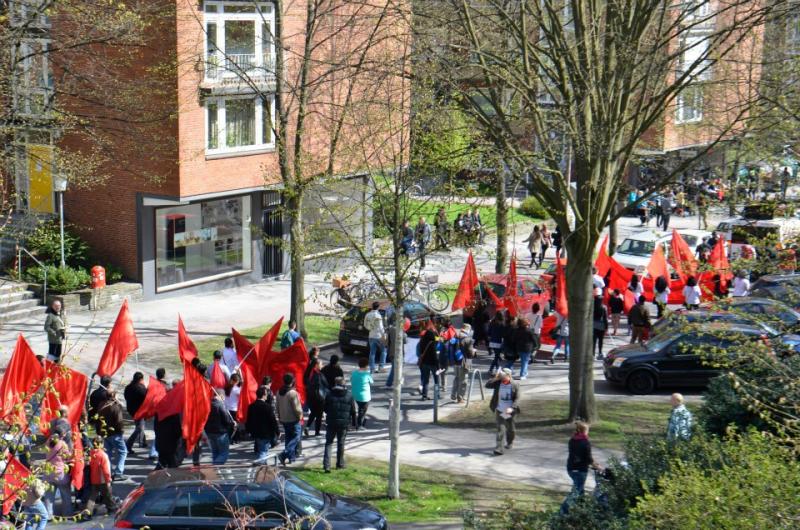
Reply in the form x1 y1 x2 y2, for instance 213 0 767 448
206 52 275 80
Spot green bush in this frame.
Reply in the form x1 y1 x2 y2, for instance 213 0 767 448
23 265 91 293
518 196 547 219
105 263 124 283
629 432 800 529
25 220 91 268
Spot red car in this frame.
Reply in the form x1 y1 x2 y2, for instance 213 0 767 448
464 273 549 318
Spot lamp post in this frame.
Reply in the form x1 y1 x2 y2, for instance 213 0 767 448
53 174 67 268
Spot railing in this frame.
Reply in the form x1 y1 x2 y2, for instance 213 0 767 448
17 246 46 305
465 369 486 408
205 52 276 79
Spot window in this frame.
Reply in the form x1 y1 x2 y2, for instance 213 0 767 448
280 478 325 516
675 85 703 124
205 96 274 154
189 489 231 518
143 494 175 517
14 39 53 116
155 196 252 290
788 14 800 55
204 1 275 79
679 34 712 83
235 489 287 519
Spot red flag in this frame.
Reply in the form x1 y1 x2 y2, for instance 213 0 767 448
0 335 45 421
265 340 309 403
133 376 167 421
2 454 31 515
482 281 504 308
669 229 698 280
452 251 479 310
96 300 138 377
646 243 670 282
236 362 259 423
709 238 732 288
209 362 227 389
623 289 637 313
555 256 569 317
40 363 88 435
155 381 184 420
178 316 198 364
182 358 212 454
540 314 558 346
594 234 612 277
232 328 254 362
255 319 284 380
503 252 519 315
71 430 85 490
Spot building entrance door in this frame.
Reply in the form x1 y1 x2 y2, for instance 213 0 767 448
262 191 283 276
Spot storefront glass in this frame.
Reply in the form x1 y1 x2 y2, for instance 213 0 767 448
155 196 251 290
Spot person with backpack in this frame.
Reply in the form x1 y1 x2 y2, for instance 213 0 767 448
322 377 356 472
592 289 609 360
246 385 280 464
451 324 476 403
350 357 374 429
487 312 506 376
303 357 327 437
280 321 301 349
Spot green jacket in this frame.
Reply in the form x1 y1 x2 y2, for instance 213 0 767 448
486 379 520 414
44 311 66 344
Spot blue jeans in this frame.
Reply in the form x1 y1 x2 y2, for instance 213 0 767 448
518 351 531 378
386 363 395 387
104 433 128 476
43 474 72 517
420 365 439 398
555 336 570 358
207 432 230 464
368 338 387 372
24 500 48 530
281 422 302 463
254 438 272 463
560 469 588 514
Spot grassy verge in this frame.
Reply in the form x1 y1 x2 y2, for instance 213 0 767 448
293 457 560 523
442 398 698 451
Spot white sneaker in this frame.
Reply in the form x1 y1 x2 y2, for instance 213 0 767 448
520 376 528 380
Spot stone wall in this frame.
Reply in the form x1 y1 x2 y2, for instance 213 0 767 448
36 282 143 312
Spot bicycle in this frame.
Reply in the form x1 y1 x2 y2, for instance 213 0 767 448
329 277 384 314
403 273 450 312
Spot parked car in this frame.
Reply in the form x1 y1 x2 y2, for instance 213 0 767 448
749 274 800 309
114 465 388 530
612 229 711 274
704 297 800 332
716 215 800 260
338 298 444 355
603 322 799 394
463 273 548 319
650 309 784 338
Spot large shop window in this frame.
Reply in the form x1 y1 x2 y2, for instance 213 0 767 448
156 196 251 290
206 96 274 155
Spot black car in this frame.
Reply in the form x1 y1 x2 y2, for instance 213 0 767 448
749 274 800 308
114 465 387 530
707 297 800 331
338 299 444 355
603 323 789 394
650 309 783 338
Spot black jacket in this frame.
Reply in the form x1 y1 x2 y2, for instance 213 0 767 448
245 399 280 441
89 387 110 412
94 399 125 436
124 381 148 417
418 338 440 368
567 435 594 472
205 397 234 435
305 370 328 405
512 327 536 354
321 364 344 390
324 386 356 430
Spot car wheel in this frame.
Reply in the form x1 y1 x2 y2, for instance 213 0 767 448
626 370 656 394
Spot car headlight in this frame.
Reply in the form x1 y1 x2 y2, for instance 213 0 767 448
612 357 626 367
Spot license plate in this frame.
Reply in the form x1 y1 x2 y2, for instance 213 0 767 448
351 339 368 347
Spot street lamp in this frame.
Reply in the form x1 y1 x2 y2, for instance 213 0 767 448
53 174 67 268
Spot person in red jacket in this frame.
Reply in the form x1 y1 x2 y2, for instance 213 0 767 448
82 438 118 519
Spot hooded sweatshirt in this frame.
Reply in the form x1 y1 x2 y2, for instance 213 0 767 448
277 385 303 423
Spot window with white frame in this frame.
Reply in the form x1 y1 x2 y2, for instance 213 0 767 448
675 84 703 124
204 1 275 80
206 95 274 154
14 39 53 116
679 33 712 82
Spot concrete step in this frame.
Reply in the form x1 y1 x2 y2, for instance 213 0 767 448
0 280 28 293
0 290 34 304
0 305 45 323
0 297 40 313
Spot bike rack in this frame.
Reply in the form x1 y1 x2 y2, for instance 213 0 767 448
465 369 485 408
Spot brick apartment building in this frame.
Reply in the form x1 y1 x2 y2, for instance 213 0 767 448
6 0 385 299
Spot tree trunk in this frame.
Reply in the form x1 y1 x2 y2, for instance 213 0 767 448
564 249 597 422
286 190 306 337
387 298 404 499
495 171 508 273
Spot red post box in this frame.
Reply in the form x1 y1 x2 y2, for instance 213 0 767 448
91 265 106 289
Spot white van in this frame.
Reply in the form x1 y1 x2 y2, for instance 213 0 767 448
715 217 800 259
614 229 712 274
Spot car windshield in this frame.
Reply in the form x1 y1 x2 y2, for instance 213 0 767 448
403 301 430 319
646 333 676 352
281 477 325 515
617 238 655 257
484 282 506 298
681 234 699 247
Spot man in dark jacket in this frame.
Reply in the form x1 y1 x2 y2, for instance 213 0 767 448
124 372 148 452
89 375 112 412
205 390 235 465
321 355 344 389
94 394 128 480
560 421 599 514
246 385 281 464
322 377 356 472
486 368 520 455
628 295 651 344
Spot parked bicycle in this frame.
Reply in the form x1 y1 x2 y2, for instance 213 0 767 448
329 277 384 314
402 273 450 312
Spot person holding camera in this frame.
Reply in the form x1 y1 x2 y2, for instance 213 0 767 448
486 368 520 455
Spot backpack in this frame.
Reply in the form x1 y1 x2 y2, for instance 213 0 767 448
280 330 294 349
210 362 227 389
308 372 328 403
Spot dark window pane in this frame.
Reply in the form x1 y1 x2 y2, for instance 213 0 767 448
235 489 287 519
190 489 231 518
143 494 175 517
172 493 189 517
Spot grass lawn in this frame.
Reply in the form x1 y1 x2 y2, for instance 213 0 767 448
442 398 698 451
293 457 560 523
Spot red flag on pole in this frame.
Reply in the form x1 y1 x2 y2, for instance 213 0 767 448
482 281 503 308
669 229 698 280
594 234 612 277
452 251 479 310
504 252 519 315
178 316 198 364
646 243 670 282
40 363 88 435
266 339 309 403
2 454 31 515
232 328 254 362
133 376 167 421
71 429 85 490
236 362 258 423
96 300 138 377
0 334 45 420
555 255 569 316
255 319 284 380
182 358 211 454
155 381 184 420
709 237 732 289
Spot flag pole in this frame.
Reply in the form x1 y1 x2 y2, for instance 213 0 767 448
233 345 258 374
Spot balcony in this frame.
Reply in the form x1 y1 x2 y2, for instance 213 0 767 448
202 52 276 95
